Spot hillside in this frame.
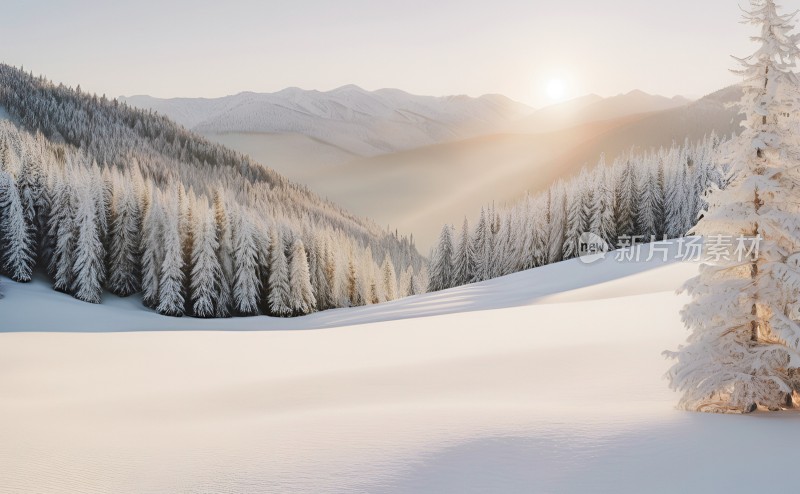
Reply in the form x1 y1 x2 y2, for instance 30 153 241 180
0 64 425 317
2 242 788 493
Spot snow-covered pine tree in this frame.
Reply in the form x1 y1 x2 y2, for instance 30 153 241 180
548 181 567 263
141 188 165 309
178 184 195 313
346 250 361 307
596 163 617 247
288 238 316 315
614 159 637 240
453 217 475 286
48 167 78 292
428 224 454 292
666 0 800 413
231 209 261 316
471 208 492 282
268 227 292 317
664 148 689 239
312 233 333 311
562 182 583 260
323 236 337 308
381 255 398 301
70 181 105 304
531 196 550 268
0 171 35 282
107 175 141 296
636 160 660 240
157 194 185 317
213 189 234 317
190 202 222 318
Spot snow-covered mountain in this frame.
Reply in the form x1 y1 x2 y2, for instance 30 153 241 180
121 86 534 156
509 89 692 133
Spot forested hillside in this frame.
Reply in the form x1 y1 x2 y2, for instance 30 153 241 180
0 64 426 316
428 136 725 291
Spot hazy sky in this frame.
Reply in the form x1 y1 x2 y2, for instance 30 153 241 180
3 0 761 107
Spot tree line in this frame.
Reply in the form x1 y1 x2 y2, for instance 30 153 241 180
428 136 727 291
0 63 426 316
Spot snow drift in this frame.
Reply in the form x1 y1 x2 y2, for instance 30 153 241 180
2 243 789 493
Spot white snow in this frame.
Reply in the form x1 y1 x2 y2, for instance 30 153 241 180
0 243 789 493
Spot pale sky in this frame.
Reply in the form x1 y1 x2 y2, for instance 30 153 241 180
3 0 763 107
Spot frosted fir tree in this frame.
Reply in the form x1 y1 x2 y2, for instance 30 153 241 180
231 210 261 316
453 217 475 286
595 162 617 247
141 189 165 309
381 256 398 301
471 208 492 282
213 190 234 318
157 194 185 317
311 233 333 311
547 181 567 264
48 169 78 293
268 227 292 317
0 171 35 282
107 176 141 296
190 204 222 318
70 182 106 304
288 238 316 315
428 224 454 292
666 0 800 413
562 182 583 260
614 160 637 240
636 160 661 240
664 150 690 239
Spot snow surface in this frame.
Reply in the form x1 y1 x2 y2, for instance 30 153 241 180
0 243 791 493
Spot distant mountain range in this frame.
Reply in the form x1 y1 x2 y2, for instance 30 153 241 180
121 86 533 156
509 90 692 134
123 85 740 250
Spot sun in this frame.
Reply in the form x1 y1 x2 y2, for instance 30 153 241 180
546 78 566 102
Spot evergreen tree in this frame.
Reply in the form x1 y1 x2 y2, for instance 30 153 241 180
548 181 566 263
428 224 454 292
141 189 165 309
190 203 222 318
381 256 398 301
213 189 234 317
563 182 583 260
0 172 35 282
471 208 492 282
288 238 316 315
453 217 475 286
107 176 141 296
71 183 105 304
48 170 78 292
157 194 185 317
268 227 292 316
232 210 261 316
614 160 637 240
666 0 800 413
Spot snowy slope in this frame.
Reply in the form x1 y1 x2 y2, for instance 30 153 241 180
0 244 787 493
121 87 533 156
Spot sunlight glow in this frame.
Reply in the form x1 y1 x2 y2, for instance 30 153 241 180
546 78 566 101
